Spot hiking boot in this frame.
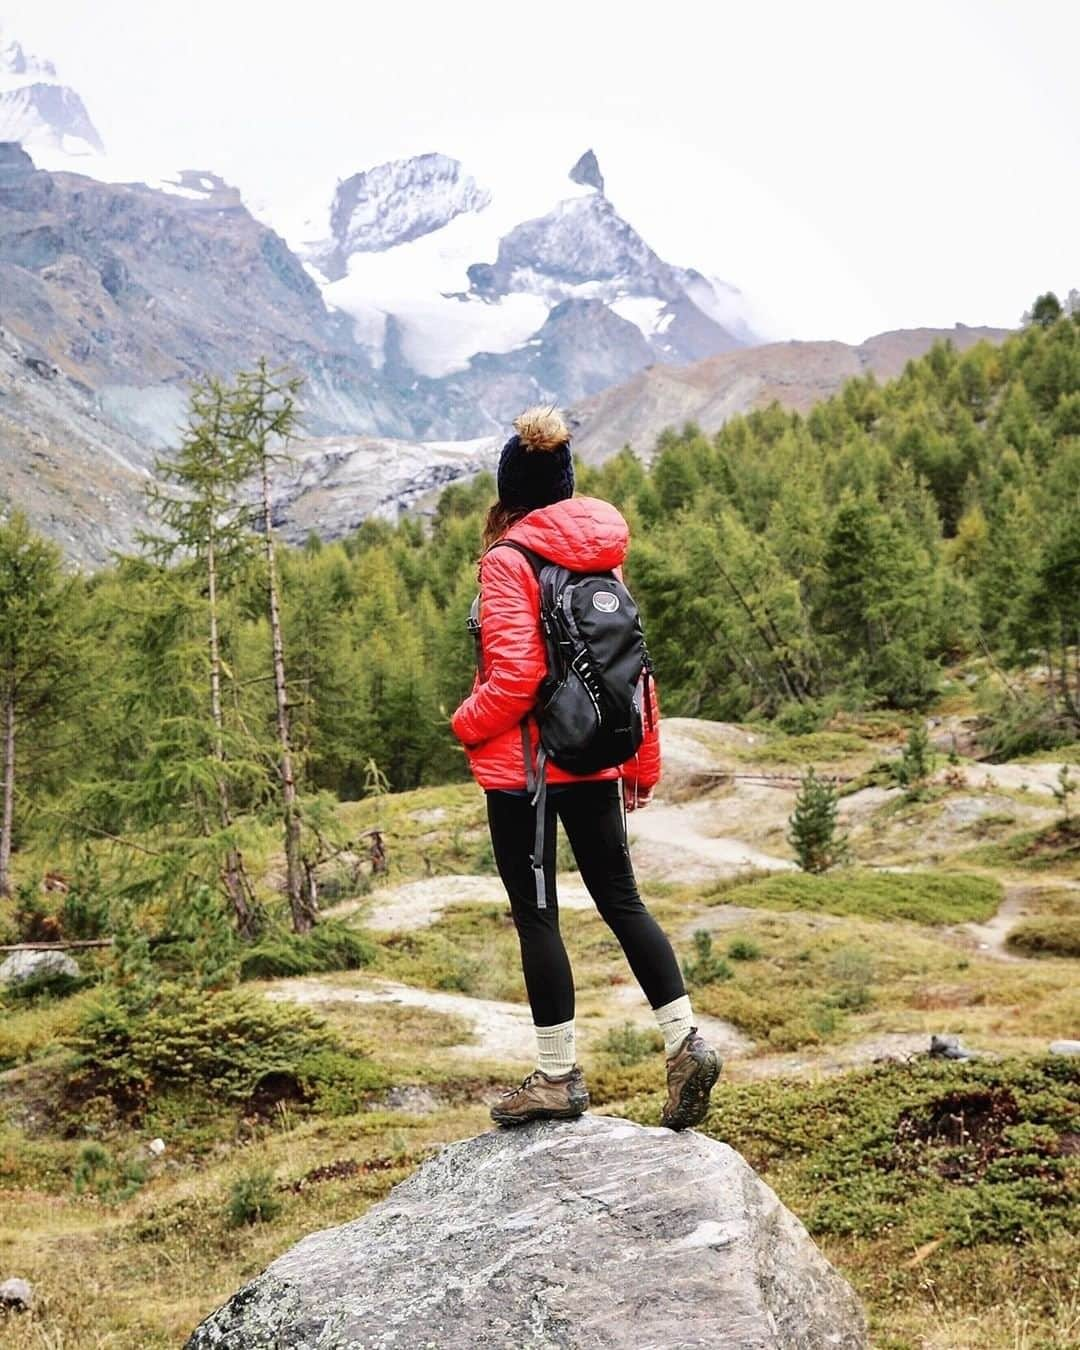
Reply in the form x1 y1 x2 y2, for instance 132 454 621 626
490 1066 589 1127
660 1029 721 1131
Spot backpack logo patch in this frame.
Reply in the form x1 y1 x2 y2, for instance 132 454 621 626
592 591 620 613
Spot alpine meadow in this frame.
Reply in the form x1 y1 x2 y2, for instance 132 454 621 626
2 6 1080 1345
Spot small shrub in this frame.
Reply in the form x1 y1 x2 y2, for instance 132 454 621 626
893 724 934 792
788 768 848 873
727 937 762 961
62 983 382 1116
1006 917 1080 958
227 1168 282 1227
827 946 875 1010
1051 764 1078 823
602 1022 664 1066
3 968 89 1004
73 1141 146 1204
979 692 1076 762
774 701 827 736
60 851 111 940
682 930 734 987
239 922 375 981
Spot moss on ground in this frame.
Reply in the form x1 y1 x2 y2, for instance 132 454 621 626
614 1057 1080 1349
711 867 1002 925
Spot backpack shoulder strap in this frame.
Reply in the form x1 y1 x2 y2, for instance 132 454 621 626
485 539 545 577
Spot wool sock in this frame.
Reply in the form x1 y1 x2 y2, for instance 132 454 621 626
654 994 695 1056
535 1018 576 1077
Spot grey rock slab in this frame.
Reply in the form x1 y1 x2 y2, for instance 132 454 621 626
186 1114 867 1349
1049 1040 1080 1057
0 948 79 984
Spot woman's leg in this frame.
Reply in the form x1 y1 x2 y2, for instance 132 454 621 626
556 781 686 1013
557 780 721 1131
486 789 575 1037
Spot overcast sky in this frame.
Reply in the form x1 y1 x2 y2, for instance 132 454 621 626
6 0 1078 342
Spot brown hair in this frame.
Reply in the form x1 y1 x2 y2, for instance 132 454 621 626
481 501 528 554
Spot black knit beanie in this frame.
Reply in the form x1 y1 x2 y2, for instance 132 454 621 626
496 406 574 512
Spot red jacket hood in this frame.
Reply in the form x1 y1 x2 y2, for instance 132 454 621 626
504 496 629 571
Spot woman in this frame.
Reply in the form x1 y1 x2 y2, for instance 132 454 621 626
451 406 720 1130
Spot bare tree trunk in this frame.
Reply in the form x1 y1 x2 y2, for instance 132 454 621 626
261 456 311 933
207 528 258 937
0 691 15 898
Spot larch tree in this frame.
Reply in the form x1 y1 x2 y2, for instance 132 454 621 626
0 514 78 897
143 379 261 936
229 361 312 932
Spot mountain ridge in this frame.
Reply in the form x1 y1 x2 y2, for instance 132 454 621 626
570 323 1013 463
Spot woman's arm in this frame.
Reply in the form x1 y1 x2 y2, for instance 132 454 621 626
450 547 546 746
623 674 661 807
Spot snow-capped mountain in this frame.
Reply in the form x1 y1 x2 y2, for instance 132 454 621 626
288 148 756 400
0 24 104 166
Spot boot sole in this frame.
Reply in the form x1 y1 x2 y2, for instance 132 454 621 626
490 1101 589 1128
661 1050 721 1131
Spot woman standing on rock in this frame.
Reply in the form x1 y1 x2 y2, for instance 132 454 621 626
451 406 720 1130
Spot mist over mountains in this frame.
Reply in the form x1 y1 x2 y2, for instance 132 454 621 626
0 23 1011 561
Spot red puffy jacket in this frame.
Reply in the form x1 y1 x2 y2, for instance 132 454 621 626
451 496 661 793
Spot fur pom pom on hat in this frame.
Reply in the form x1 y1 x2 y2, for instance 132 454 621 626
497 405 574 512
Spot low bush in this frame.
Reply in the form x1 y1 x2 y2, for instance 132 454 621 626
1007 917 1080 958
713 868 1001 925
694 1058 1079 1251
62 983 384 1118
238 922 375 981
226 1168 282 1227
726 937 761 961
682 930 733 988
602 1022 664 1066
72 1141 146 1204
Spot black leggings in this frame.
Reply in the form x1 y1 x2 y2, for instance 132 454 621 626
486 780 686 1027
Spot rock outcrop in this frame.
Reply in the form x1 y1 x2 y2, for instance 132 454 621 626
186 1114 867 1349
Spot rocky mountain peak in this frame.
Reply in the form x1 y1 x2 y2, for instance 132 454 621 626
0 29 56 80
317 152 491 280
0 24 104 161
569 147 604 193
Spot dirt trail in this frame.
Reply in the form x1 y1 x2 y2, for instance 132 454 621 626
266 973 754 1062
327 873 595 932
266 975 539 1062
953 881 1080 961
266 972 945 1086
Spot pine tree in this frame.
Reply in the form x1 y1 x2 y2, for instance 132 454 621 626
788 768 847 873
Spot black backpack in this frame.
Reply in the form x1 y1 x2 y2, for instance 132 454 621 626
469 540 654 907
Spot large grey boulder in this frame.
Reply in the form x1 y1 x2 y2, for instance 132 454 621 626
186 1114 867 1349
0 948 79 984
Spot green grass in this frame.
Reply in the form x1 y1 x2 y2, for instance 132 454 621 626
711 867 1002 925
732 730 871 766
1007 917 1080 958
